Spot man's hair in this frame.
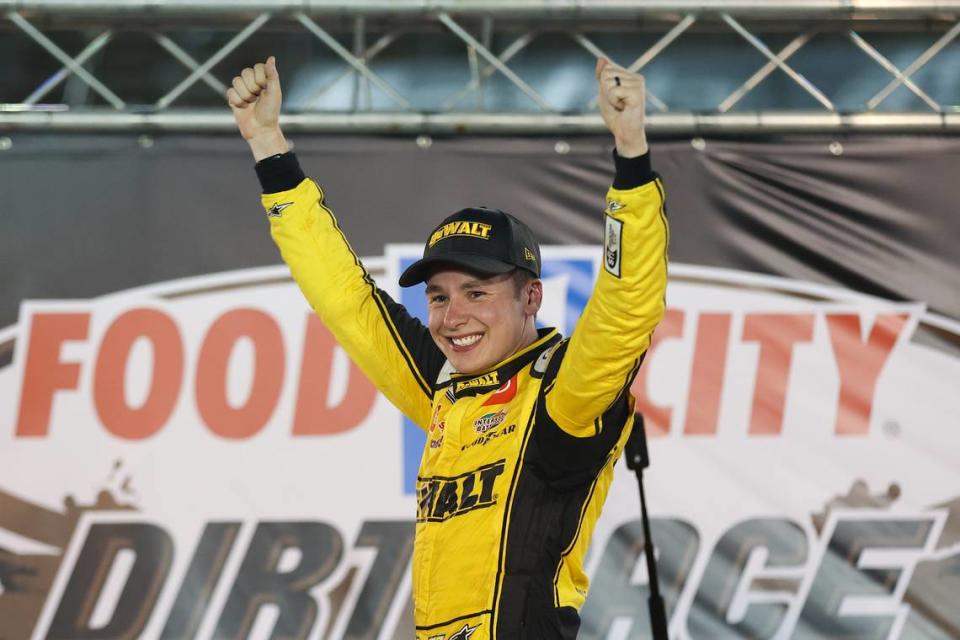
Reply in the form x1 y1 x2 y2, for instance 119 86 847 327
511 269 537 299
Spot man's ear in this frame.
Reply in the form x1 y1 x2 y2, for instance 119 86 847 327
525 279 543 315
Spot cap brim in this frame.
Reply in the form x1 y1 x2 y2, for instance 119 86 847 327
398 254 516 287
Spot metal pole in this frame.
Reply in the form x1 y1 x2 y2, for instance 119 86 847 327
3 1 960 17
1 110 956 133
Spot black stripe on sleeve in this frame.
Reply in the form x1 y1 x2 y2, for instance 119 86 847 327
374 289 447 390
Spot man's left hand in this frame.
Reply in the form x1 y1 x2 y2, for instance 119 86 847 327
596 58 648 158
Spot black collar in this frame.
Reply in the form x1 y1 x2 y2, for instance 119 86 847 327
439 328 561 401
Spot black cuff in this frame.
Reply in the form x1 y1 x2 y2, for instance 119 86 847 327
255 152 306 194
612 149 654 190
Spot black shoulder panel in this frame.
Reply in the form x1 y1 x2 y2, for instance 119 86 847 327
375 288 447 392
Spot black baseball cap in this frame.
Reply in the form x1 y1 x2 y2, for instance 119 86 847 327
398 206 541 287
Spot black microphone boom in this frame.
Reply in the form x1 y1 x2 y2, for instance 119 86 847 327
623 412 669 640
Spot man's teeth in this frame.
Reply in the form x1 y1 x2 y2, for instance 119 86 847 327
452 334 482 347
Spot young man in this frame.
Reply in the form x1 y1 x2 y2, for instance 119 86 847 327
229 56 667 639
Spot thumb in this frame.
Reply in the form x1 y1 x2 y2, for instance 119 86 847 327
266 56 280 90
595 57 607 81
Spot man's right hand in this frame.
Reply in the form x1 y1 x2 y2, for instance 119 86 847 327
227 56 289 161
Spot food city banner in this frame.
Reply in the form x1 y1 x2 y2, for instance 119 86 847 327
1 134 958 639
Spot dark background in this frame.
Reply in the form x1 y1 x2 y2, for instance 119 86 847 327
3 133 958 332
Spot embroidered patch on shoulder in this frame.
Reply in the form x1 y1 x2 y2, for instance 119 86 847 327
604 214 623 278
267 202 293 217
533 341 563 376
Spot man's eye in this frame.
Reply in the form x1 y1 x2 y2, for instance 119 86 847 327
429 295 447 304
468 291 487 299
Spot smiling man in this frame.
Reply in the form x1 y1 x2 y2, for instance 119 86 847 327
229 55 668 639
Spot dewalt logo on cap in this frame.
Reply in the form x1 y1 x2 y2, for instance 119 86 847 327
428 221 492 247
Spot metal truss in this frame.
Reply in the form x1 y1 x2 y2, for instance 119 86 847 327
2 1 960 133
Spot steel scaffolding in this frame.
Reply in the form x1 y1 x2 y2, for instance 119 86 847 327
3 1 960 132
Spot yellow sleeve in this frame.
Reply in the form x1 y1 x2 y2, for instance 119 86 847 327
263 178 440 430
545 175 668 437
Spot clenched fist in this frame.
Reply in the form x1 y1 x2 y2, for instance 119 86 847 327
227 56 289 161
595 58 648 158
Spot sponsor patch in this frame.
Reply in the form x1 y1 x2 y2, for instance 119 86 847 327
416 461 506 522
604 214 623 278
474 409 507 433
266 202 293 217
532 342 563 376
428 221 492 247
482 375 517 405
424 624 479 640
606 199 625 212
455 371 499 393
461 424 516 452
429 404 445 449
449 624 480 640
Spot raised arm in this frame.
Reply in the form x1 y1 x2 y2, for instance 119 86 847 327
228 58 444 429
544 59 668 437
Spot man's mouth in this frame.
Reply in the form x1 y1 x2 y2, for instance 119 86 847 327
448 333 483 352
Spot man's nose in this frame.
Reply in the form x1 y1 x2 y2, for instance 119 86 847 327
444 296 468 327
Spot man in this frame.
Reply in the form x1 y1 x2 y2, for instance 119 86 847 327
228 55 667 639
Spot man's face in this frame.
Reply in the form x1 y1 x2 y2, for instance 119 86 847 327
425 268 541 375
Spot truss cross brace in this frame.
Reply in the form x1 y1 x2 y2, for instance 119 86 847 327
866 21 960 111
438 12 554 112
584 14 696 112
723 13 834 111
9 12 124 109
156 12 270 109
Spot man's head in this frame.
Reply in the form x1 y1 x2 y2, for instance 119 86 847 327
400 207 543 374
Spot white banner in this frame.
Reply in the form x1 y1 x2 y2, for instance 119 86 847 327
1 249 958 640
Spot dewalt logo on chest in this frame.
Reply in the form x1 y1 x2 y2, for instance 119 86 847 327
454 372 499 394
416 460 506 522
428 221 492 247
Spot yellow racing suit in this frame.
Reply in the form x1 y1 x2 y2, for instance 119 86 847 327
256 151 668 640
